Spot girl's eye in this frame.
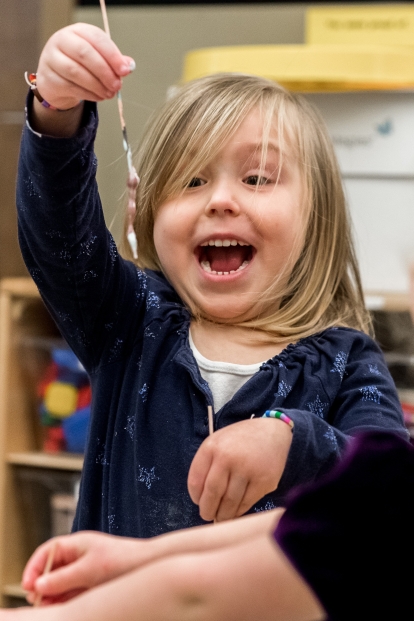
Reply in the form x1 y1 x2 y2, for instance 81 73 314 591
244 175 270 186
186 177 205 188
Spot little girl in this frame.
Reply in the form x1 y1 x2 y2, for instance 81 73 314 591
17 23 407 537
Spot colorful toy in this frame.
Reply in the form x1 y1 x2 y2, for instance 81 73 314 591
37 347 91 453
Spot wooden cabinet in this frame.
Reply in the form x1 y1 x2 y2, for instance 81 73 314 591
0 277 83 607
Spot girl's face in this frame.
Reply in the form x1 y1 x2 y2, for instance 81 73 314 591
153 108 305 322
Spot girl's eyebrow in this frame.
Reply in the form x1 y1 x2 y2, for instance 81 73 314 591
235 144 283 166
235 142 282 157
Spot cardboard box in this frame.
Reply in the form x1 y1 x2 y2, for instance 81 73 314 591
306 5 414 47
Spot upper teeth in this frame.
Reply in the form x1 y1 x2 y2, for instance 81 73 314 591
201 239 249 247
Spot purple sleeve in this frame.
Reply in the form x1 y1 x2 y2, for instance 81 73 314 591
274 431 414 621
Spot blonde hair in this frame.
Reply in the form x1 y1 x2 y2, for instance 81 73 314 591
122 73 372 340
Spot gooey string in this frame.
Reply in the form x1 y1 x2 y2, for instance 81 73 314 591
99 0 139 259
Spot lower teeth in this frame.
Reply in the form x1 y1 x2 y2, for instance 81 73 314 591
200 260 249 275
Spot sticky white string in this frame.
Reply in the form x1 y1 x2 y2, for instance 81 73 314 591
99 0 139 259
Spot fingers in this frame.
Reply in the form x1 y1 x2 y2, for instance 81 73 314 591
187 441 213 505
215 473 248 522
188 434 251 522
197 468 264 523
21 540 60 593
190 449 250 522
234 482 266 518
26 587 86 606
32 558 92 600
197 461 230 522
188 419 292 523
36 23 135 108
22 536 86 598
69 23 133 78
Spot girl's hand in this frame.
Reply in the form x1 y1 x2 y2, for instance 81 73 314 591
21 532 148 605
35 22 135 111
188 418 293 522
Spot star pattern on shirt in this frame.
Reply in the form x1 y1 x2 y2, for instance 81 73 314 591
139 383 149 403
125 415 135 440
108 337 124 362
83 270 98 282
360 385 382 404
323 426 338 450
79 235 97 257
276 380 292 398
95 439 109 466
108 514 117 530
306 394 329 418
146 291 161 310
368 364 382 376
109 237 118 263
137 465 159 489
254 499 277 512
330 350 348 380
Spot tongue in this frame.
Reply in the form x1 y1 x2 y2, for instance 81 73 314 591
206 246 247 272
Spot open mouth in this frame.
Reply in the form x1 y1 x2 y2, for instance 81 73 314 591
197 239 254 275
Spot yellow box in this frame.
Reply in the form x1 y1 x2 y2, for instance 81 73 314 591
306 4 414 47
182 44 414 92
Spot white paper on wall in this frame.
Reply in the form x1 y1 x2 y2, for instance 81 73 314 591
305 92 414 293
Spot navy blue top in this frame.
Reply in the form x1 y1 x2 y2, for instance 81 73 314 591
274 430 414 621
16 98 408 538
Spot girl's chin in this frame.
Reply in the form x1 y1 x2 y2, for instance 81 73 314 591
189 300 262 324
175 283 265 323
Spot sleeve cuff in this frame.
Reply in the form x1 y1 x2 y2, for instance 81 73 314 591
24 89 98 141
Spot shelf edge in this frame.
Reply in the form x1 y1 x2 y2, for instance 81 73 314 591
7 451 83 471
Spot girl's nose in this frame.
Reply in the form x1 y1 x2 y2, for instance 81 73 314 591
205 181 241 218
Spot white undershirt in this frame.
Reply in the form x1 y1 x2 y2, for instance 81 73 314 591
189 331 263 412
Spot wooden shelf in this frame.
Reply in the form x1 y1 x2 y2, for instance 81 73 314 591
364 291 410 312
1 584 27 599
0 276 83 607
7 452 83 472
0 278 39 298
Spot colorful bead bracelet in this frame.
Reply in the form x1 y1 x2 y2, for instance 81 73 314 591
262 410 294 431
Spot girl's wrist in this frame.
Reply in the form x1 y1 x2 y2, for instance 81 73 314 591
262 410 294 431
30 96 85 138
25 72 82 112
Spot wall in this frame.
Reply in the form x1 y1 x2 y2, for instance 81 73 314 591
74 4 307 243
0 0 75 279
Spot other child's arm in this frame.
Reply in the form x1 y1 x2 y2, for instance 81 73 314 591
22 509 283 605
3 518 323 621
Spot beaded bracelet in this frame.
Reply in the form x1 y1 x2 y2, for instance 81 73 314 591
25 72 80 111
262 410 294 431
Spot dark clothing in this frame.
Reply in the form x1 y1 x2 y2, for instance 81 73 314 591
275 430 414 621
17 97 408 538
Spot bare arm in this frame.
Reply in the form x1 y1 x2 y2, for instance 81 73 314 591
23 509 283 603
5 533 324 621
